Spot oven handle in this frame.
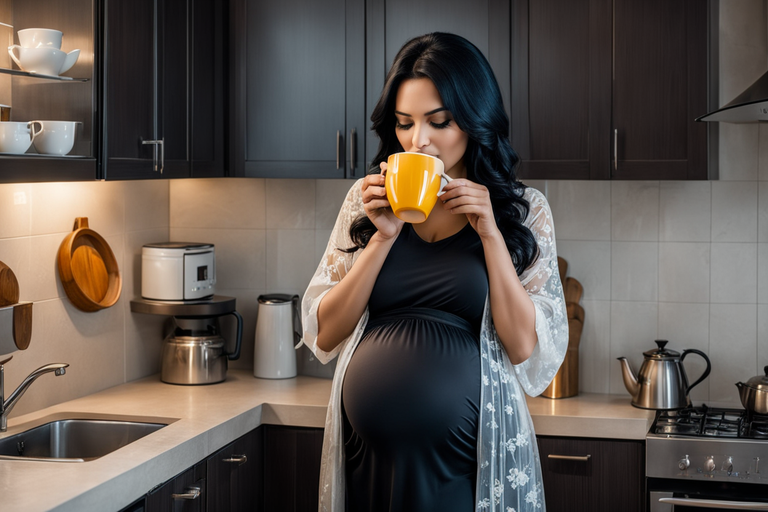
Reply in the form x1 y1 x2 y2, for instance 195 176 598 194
659 497 768 510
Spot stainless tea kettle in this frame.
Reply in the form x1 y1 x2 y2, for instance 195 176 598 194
617 339 711 410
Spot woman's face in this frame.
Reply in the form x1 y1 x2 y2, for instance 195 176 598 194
394 78 469 178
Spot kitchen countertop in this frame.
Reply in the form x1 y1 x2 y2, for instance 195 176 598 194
0 370 654 511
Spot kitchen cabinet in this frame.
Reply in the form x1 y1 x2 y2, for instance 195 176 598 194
146 460 207 512
102 0 227 180
262 425 324 512
232 0 509 179
0 0 99 183
536 436 645 512
206 423 264 511
511 0 709 180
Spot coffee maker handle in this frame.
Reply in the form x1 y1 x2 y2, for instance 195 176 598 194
225 310 243 361
681 348 711 395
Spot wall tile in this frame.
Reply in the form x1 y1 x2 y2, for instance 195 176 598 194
555 240 611 301
170 178 266 229
316 179 354 230
658 242 710 303
760 124 768 181
759 244 768 304
170 227 266 290
315 229 332 265
609 301 658 395
30 181 125 237
758 182 768 241
577 299 610 394
265 229 317 295
546 180 611 241
718 123 759 181
610 241 658 301
758 304 768 376
27 233 61 302
657 303 710 404
124 180 169 231
709 304 757 407
710 242 757 304
0 183 30 239
611 181 659 241
711 181 757 242
659 181 711 242
265 179 316 230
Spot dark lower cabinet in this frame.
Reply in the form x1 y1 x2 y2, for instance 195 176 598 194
536 436 645 512
146 460 207 512
119 425 324 512
263 425 325 512
206 424 264 511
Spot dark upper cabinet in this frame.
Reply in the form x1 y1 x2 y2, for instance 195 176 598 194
232 0 509 179
512 0 709 180
102 0 226 180
0 0 99 183
365 0 511 172
231 0 365 179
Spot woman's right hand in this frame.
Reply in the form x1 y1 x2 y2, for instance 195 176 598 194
361 162 403 239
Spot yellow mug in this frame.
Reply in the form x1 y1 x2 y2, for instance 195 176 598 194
385 152 446 223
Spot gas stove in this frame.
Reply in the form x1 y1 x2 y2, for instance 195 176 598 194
646 405 768 511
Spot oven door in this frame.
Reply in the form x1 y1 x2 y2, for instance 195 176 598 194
650 491 768 511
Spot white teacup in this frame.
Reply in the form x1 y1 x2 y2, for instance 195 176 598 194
31 120 77 155
7 46 80 76
17 28 63 50
0 121 43 154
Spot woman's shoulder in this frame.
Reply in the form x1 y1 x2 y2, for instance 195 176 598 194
519 185 554 230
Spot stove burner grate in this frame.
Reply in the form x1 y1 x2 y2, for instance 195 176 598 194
652 405 768 439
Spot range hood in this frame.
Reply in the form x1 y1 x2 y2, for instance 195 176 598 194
696 70 768 122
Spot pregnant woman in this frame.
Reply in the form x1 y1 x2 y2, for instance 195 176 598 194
299 32 568 512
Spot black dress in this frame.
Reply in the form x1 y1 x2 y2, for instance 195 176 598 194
341 222 489 512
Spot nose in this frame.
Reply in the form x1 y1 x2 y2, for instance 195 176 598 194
411 122 430 150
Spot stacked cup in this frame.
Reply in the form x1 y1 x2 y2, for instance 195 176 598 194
8 28 80 77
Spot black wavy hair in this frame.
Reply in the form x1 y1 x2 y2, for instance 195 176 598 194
348 32 538 275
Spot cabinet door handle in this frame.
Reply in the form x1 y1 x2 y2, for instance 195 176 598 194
171 486 201 500
141 138 165 174
547 454 591 462
349 128 356 174
336 130 341 169
222 454 247 465
613 128 618 172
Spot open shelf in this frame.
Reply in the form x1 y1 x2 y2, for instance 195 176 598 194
0 67 89 82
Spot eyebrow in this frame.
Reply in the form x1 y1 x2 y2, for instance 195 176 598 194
394 107 448 117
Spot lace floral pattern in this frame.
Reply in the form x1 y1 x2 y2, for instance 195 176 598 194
298 179 568 512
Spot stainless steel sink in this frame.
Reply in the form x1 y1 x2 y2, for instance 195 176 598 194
0 416 171 462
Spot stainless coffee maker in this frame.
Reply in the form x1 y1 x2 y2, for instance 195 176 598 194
161 310 242 385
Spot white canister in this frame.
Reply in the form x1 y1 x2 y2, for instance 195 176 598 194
253 294 300 379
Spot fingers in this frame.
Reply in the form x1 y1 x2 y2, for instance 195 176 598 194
439 179 492 215
361 173 390 213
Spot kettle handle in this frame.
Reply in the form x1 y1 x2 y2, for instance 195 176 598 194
224 310 243 361
681 348 711 395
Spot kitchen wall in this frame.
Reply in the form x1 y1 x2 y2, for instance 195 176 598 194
0 1 763 422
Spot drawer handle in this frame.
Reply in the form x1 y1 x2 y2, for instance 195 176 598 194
222 454 248 465
548 454 591 462
171 486 201 500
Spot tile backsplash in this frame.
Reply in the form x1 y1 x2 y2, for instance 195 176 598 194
0 1 765 423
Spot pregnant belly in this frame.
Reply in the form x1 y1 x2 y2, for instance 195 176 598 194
342 313 481 450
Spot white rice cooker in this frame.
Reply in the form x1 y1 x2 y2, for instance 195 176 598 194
141 242 216 301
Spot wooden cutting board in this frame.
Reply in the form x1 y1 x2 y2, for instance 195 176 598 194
0 261 20 307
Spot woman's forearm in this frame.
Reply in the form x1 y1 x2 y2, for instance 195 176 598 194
482 231 537 364
315 232 398 352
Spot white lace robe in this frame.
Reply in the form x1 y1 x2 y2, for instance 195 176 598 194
298 179 568 512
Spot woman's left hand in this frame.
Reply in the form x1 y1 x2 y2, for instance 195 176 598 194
439 178 500 239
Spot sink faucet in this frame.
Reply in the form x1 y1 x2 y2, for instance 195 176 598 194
0 356 69 432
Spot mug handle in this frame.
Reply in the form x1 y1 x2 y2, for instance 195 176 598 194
7 45 22 70
28 121 44 141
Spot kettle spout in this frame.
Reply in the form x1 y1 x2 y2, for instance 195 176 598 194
617 357 640 398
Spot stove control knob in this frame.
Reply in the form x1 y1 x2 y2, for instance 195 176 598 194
705 456 716 472
723 456 734 475
678 455 690 471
